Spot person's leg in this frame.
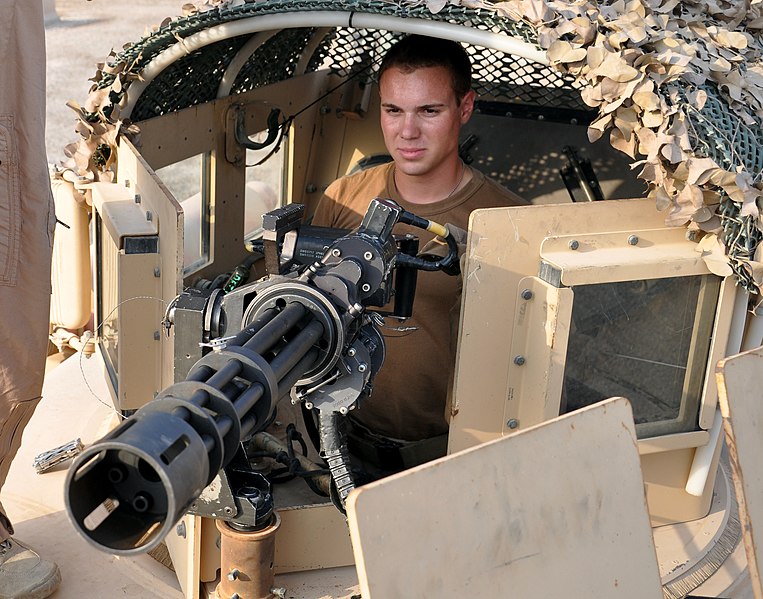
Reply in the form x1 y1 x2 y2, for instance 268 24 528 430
0 1 61 596
0 399 42 541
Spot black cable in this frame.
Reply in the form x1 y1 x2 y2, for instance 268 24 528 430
245 55 383 168
250 424 330 496
395 235 460 274
393 208 460 274
287 423 308 457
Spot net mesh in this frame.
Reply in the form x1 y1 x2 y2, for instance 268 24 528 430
106 0 763 288
112 0 585 121
672 83 763 290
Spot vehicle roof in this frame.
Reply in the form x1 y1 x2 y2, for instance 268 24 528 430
61 0 763 293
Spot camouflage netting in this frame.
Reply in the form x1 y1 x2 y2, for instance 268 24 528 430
61 0 763 293
126 24 587 122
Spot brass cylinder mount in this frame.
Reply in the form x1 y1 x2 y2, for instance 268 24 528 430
215 512 282 599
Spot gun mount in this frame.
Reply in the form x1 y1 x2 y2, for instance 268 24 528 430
64 199 458 556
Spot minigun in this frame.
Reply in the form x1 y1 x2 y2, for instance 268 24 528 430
65 198 459 555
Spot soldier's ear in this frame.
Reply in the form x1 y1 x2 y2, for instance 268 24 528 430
460 90 476 123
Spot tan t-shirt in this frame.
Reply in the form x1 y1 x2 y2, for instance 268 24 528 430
312 162 525 440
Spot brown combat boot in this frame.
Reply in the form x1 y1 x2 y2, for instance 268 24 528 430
0 539 61 599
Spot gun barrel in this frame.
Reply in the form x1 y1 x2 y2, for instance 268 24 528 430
65 300 325 555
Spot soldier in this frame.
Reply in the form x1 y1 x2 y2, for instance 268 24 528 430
312 34 526 474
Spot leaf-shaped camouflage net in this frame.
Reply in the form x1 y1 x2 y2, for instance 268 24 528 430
61 0 763 293
672 83 763 290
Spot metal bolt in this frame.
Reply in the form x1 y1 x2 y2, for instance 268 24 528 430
153 331 160 341
627 235 639 246
513 355 526 366
305 184 317 193
339 406 348 415
230 594 240 599
146 210 153 222
568 240 579 250
331 248 341 257
227 568 240 582
521 289 533 300
271 588 287 599
358 363 368 373
347 348 356 357
507 419 519 429
305 401 313 410
154 266 161 277
363 251 373 261
134 193 141 204
686 230 698 242
176 522 186 538
320 105 331 115
224 506 234 515
361 283 371 293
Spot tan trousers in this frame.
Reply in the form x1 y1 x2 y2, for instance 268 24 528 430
0 0 56 541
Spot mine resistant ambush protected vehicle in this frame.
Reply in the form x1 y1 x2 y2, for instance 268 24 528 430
49 0 763 597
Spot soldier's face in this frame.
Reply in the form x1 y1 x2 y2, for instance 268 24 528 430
379 65 474 180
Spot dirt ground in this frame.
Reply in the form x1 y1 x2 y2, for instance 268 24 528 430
45 0 184 164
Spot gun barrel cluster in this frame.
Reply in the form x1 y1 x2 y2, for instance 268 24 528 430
65 300 325 555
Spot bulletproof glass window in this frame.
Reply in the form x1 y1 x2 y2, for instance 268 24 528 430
156 153 210 273
95 211 119 392
244 132 287 240
561 275 721 438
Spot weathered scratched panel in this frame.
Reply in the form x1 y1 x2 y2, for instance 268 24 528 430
348 397 662 599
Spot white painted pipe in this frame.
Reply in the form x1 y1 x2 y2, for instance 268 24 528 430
123 11 546 117
686 285 749 496
724 286 749 356
685 407 723 496
217 31 278 99
741 304 763 351
350 12 548 64
295 27 332 75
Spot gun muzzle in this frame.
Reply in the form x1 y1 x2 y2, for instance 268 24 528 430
65 297 331 554
65 408 209 555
